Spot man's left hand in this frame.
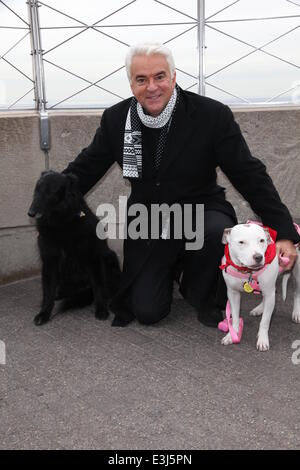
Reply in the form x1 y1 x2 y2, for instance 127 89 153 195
276 239 298 271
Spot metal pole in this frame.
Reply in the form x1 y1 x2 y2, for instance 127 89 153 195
27 0 50 157
197 0 205 95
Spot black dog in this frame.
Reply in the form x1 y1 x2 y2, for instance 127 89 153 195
28 170 121 325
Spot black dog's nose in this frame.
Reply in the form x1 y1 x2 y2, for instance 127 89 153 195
28 208 36 218
253 253 263 263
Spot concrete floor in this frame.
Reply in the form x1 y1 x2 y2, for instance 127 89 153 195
1 276 300 450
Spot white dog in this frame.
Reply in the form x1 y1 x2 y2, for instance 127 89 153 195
220 223 300 351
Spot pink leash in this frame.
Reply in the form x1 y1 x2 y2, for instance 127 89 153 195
218 301 244 343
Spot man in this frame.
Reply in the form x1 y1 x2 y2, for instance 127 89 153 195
63 43 299 328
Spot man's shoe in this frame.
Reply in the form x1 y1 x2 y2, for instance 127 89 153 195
197 300 224 327
109 298 134 327
111 315 133 327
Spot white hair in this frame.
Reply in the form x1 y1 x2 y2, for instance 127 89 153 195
125 43 176 83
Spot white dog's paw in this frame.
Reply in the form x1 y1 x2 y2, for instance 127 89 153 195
250 303 264 317
256 332 270 351
221 332 233 346
292 311 300 324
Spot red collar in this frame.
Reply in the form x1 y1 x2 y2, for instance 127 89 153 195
220 225 277 272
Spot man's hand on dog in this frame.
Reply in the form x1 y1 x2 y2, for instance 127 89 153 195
276 239 298 271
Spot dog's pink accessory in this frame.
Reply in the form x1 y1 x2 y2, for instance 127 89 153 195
218 254 290 343
217 265 266 343
217 220 297 343
218 301 244 343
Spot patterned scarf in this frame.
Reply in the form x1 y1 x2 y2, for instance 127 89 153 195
123 84 180 178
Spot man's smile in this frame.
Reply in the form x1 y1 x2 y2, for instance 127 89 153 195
146 95 162 101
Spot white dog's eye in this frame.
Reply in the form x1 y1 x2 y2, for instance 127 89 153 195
238 241 244 245
260 239 265 243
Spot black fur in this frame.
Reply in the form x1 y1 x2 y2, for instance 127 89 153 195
28 170 121 325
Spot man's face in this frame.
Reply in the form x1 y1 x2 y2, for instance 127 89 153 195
130 53 176 117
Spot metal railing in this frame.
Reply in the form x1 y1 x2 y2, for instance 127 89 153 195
0 0 300 111
0 0 34 109
205 0 300 105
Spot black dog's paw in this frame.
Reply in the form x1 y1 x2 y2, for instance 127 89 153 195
34 312 50 326
111 316 133 327
95 308 109 320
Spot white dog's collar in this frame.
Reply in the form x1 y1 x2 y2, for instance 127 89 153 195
223 263 268 294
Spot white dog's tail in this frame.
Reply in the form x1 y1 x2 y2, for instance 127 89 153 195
282 273 291 301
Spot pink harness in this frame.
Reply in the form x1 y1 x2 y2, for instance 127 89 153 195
218 221 300 344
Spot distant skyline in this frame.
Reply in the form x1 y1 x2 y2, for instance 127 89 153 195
0 0 300 109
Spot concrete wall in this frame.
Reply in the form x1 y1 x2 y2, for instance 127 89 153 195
0 107 299 284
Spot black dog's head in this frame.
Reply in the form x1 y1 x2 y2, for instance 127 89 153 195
28 171 79 224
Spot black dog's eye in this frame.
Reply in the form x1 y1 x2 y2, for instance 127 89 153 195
47 186 65 202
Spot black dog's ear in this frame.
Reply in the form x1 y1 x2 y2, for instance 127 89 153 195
40 170 55 177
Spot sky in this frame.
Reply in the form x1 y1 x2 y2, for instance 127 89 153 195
0 0 300 109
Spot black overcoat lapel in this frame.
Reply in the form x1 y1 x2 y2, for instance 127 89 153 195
157 90 198 179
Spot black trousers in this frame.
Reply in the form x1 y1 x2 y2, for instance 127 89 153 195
130 210 235 324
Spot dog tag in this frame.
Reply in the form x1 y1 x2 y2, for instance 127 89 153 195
243 281 254 293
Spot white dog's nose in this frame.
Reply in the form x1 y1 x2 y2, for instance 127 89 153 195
253 253 263 263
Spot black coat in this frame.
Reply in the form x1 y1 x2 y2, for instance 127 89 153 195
63 88 300 312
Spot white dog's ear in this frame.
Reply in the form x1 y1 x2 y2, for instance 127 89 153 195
222 228 232 244
263 228 272 244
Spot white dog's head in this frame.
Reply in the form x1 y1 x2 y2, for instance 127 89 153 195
222 223 272 269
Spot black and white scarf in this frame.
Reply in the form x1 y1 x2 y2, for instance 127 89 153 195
123 84 180 178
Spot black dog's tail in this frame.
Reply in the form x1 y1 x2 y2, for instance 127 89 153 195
59 287 94 312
